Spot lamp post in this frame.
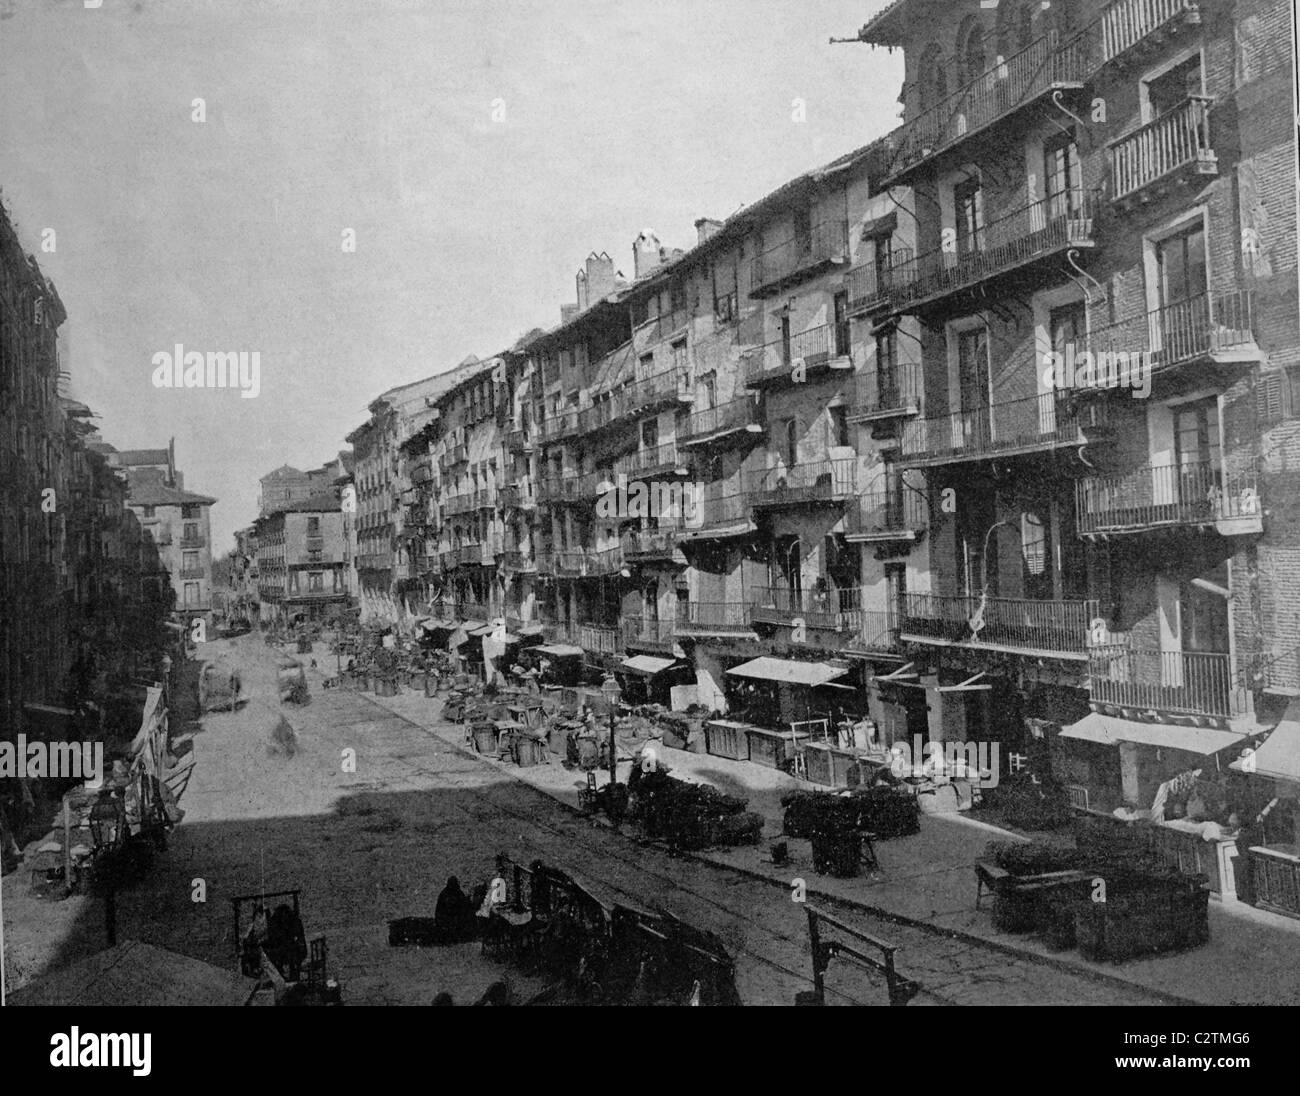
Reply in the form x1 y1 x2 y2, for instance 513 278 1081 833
601 673 622 791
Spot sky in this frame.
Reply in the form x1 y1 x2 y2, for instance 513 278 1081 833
0 0 903 552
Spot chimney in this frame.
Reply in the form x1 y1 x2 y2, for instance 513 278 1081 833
695 218 724 245
584 252 616 302
633 230 663 280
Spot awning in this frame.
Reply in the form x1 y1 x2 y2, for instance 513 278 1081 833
620 655 678 677
535 644 583 658
1059 711 1246 755
1231 699 1300 782
518 624 545 637
461 620 486 632
726 657 848 687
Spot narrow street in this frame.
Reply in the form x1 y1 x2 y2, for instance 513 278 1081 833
1 635 1172 1006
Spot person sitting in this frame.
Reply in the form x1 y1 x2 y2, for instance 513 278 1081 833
433 875 477 944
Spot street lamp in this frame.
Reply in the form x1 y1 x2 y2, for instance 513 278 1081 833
601 673 622 790
969 519 1018 638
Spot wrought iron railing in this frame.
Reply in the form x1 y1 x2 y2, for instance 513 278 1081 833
1077 461 1261 534
1082 291 1256 375
750 220 849 295
901 592 1098 655
675 601 754 635
744 458 857 506
623 616 677 646
849 361 922 419
1088 645 1252 718
742 323 850 387
846 251 913 314
748 585 863 633
901 390 1086 464
678 395 764 443
845 487 928 537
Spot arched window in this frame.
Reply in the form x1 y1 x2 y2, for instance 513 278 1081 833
958 19 987 86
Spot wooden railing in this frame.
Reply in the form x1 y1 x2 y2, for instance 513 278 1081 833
742 323 850 387
888 189 1098 310
675 601 754 635
679 395 764 444
901 390 1085 465
1100 0 1200 64
744 458 857 506
901 592 1098 655
748 585 863 633
1109 96 1215 201
1088 645 1252 718
750 220 849 296
1077 461 1261 535
889 31 1093 178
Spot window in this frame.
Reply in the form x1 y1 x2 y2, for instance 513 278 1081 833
308 572 324 592
957 326 991 415
794 209 812 256
1156 222 1208 308
183 523 199 543
829 406 850 448
672 339 688 375
1022 512 1050 599
183 582 200 607
641 418 658 450
954 177 984 255
307 516 320 535
876 327 899 406
142 505 156 518
182 504 200 519
698 372 716 411
874 234 894 289
780 314 792 367
833 291 850 357
183 551 199 573
1043 131 1082 218
784 419 799 466
638 352 654 379
1146 54 1203 120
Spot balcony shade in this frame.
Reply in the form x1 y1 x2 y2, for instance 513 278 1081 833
620 655 678 677
726 657 847 687
1059 712 1244 755
1230 700 1300 783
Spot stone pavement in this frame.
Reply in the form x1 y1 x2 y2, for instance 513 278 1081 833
338 664 1300 1005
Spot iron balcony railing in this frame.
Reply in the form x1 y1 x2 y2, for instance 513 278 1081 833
506 427 536 453
503 550 536 573
621 527 681 558
539 406 581 443
541 621 575 646
556 548 589 577
579 368 694 434
1109 96 1215 202
443 493 475 516
742 323 852 388
675 601 754 636
178 567 207 579
473 488 497 510
179 534 206 548
749 585 863 633
887 31 1092 181
848 609 900 654
500 482 536 510
901 592 1098 656
1088 645 1252 719
689 490 751 533
888 190 1098 312
845 487 928 538
678 395 764 445
750 220 850 298
1082 290 1256 376
613 441 685 479
846 250 913 315
623 616 677 647
537 475 598 505
586 544 626 576
848 361 922 421
534 550 554 575
1077 461 1261 535
1100 0 1201 64
901 391 1088 466
744 458 857 507
578 623 622 655
410 460 434 484
454 542 484 566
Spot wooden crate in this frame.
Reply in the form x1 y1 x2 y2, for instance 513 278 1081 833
704 721 746 761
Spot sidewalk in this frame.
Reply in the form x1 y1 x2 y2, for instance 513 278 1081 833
344 669 1300 1005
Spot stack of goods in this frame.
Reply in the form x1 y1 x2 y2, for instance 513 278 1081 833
782 787 921 842
627 767 762 851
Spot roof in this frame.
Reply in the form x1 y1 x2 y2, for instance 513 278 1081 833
7 940 256 1007
727 657 849 687
265 492 342 515
620 655 678 676
849 0 914 46
1231 700 1300 782
535 644 583 658
114 448 171 466
127 477 216 507
1059 712 1247 756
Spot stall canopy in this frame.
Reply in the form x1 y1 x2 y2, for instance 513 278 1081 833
535 644 583 658
1059 711 1246 755
620 655 678 677
726 657 848 687
1230 699 1300 781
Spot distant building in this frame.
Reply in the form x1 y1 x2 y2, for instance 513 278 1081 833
253 494 349 623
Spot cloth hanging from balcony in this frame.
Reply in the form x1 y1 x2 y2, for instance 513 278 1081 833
1230 699 1300 783
726 657 848 688
1059 712 1245 756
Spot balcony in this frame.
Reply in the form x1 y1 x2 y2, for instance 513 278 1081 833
744 458 857 509
454 542 496 567
539 406 581 444
585 544 626 576
742 323 853 390
847 361 922 438
885 190 1098 315
1088 645 1252 720
503 550 536 573
506 427 536 454
179 534 206 549
438 550 457 572
884 31 1092 186
1100 0 1203 69
620 527 683 561
473 487 497 511
578 624 622 656
678 396 765 448
500 482 536 511
1081 291 1258 386
674 601 757 639
1077 461 1262 538
555 549 589 577
900 592 1097 658
410 460 434 485
847 610 901 655
623 616 676 650
534 550 555 576
178 567 207 579
443 493 475 516
749 585 863 634
749 220 850 300
676 490 755 542
901 391 1091 468
613 441 690 480
1109 96 1216 207
844 487 927 544
846 252 913 317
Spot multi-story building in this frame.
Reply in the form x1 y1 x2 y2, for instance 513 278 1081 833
257 463 340 518
254 494 349 623
848 0 1299 815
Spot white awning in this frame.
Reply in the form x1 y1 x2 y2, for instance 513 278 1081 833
1231 699 1300 782
535 644 583 658
620 655 677 676
1059 712 1245 755
726 657 848 687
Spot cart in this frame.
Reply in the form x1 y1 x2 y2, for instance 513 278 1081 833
231 888 340 1005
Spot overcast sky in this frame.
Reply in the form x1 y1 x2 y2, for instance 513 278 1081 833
0 0 901 551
